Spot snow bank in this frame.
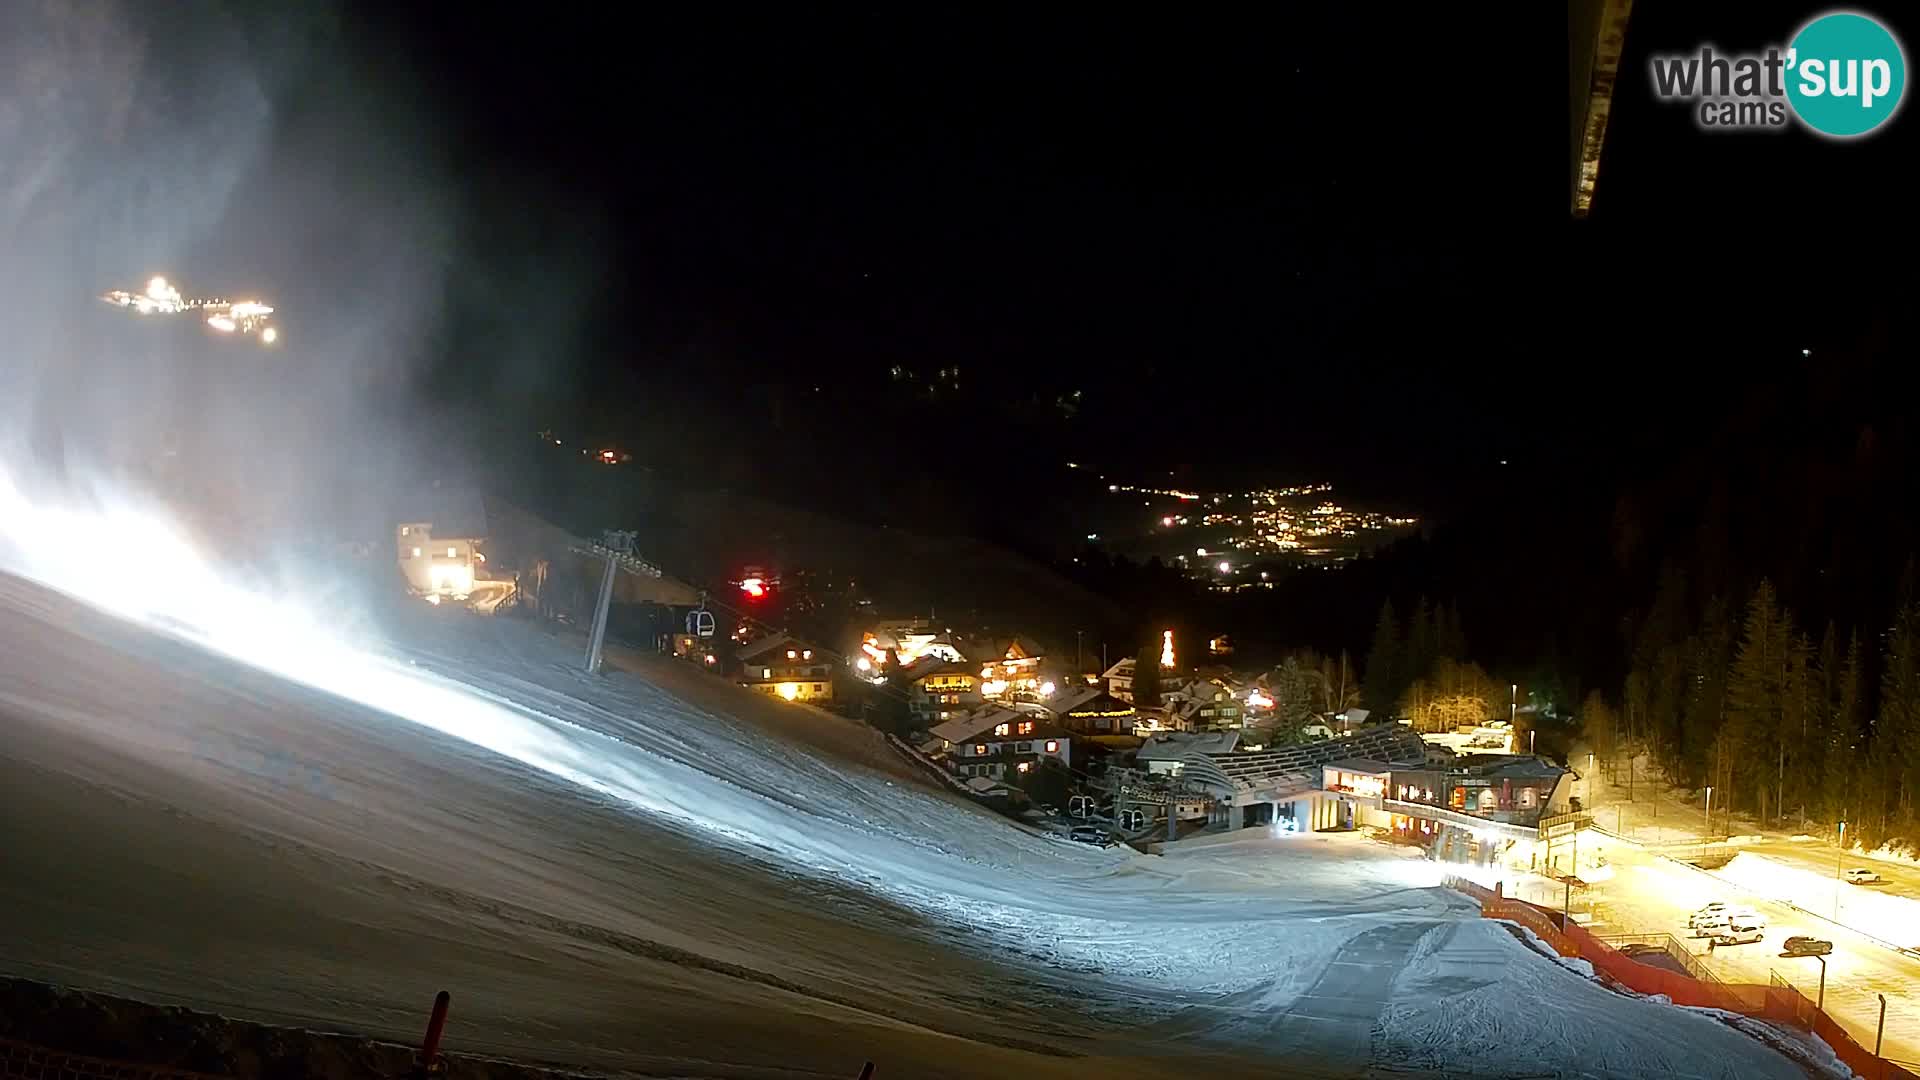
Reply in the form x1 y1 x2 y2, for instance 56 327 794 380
1711 852 1920 950
1378 921 1802 1079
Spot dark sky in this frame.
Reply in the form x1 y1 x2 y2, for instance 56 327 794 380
338 3 1912 514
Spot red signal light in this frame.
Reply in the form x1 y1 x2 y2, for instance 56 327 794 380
740 577 766 598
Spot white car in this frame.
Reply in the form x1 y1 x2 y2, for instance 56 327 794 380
1845 868 1885 885
1688 903 1730 927
1691 911 1733 935
1715 920 1765 946
1692 908 1760 935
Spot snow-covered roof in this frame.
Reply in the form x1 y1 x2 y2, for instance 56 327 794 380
1459 754 1570 781
899 658 977 685
1138 731 1241 760
1102 657 1136 679
1323 757 1396 776
928 706 1024 745
1049 686 1103 715
738 633 842 665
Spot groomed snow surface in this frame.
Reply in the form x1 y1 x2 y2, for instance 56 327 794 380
0 572 1810 1078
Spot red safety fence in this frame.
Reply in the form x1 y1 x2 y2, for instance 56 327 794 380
1442 878 1919 1080
1486 896 1580 958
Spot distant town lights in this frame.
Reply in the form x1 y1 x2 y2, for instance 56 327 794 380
1217 561 1231 573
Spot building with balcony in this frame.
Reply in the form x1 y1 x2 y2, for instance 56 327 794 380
1322 752 1579 868
1046 688 1137 736
927 706 1073 782
739 633 842 703
1167 682 1244 731
902 658 983 725
1101 656 1138 702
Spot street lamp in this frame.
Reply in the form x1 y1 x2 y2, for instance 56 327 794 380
1834 820 1847 921
1704 786 1714 840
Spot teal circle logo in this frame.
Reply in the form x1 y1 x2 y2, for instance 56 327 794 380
1786 12 1907 137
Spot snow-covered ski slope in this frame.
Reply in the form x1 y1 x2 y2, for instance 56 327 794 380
0 571 1806 1079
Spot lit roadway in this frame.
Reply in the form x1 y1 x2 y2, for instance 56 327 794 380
1733 837 1920 902
1504 837 1920 1069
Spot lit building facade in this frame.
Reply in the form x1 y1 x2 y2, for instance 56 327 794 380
738 633 841 703
903 659 982 725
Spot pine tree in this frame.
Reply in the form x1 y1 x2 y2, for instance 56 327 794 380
1276 657 1315 732
1782 631 1814 823
1725 580 1789 820
1406 597 1434 687
1624 669 1649 750
1680 597 1733 790
1823 630 1864 826
1364 599 1401 714
1580 689 1617 759
1880 598 1920 826
1133 645 1162 709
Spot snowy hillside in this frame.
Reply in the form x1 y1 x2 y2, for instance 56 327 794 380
0 541 1809 1078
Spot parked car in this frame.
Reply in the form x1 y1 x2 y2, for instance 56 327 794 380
1619 942 1668 958
1714 920 1765 946
1782 936 1834 957
1690 911 1733 936
1689 906 1731 928
1845 867 1885 885
1693 908 1761 936
1069 825 1109 845
1688 901 1729 925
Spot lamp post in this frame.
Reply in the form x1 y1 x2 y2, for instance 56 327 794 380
1834 820 1847 921
1704 786 1714 841
1876 993 1887 1056
1814 954 1826 1011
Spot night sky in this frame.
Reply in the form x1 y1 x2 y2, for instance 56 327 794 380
342 3 1913 519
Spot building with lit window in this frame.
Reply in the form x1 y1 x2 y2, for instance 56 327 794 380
967 636 1048 698
902 658 983 725
854 617 968 675
1167 683 1243 731
927 706 1073 782
1323 752 1579 868
738 633 842 703
1047 688 1137 736
1102 656 1137 702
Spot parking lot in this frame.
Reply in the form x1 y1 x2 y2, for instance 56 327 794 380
1504 838 1920 1067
